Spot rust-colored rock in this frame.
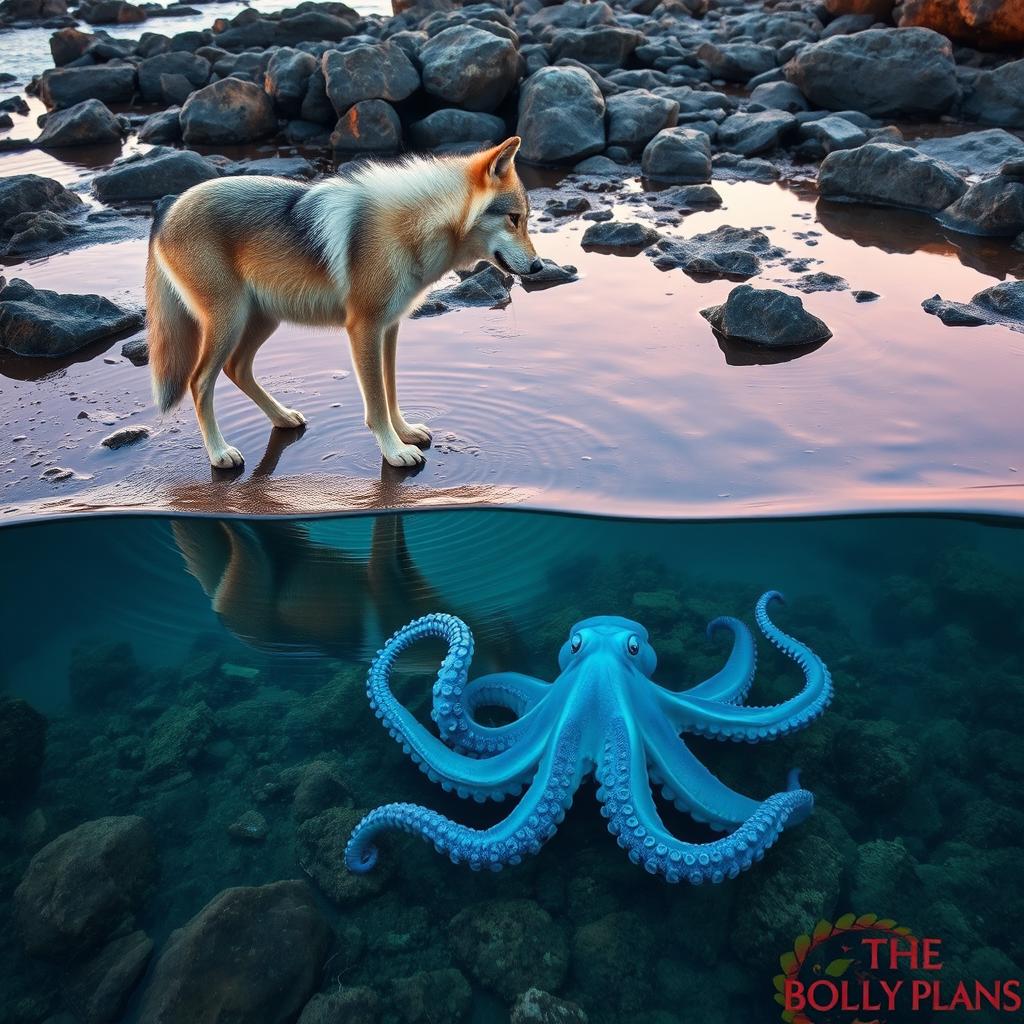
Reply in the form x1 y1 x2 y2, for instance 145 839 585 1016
896 0 1024 47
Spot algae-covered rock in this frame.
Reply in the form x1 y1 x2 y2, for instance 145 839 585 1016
296 806 392 905
389 968 471 1024
512 988 588 1024
849 838 924 919
144 702 214 777
837 719 919 808
570 911 654 1014
299 986 380 1024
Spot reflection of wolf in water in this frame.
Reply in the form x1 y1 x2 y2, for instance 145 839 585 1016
171 516 522 668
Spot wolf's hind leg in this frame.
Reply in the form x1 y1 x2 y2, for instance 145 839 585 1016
347 317 426 468
224 310 306 430
192 304 248 469
383 323 431 446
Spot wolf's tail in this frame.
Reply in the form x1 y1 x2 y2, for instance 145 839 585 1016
146 242 200 413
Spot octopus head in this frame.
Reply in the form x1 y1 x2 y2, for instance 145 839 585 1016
557 615 657 676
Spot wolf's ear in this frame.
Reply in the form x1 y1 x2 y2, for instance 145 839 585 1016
488 136 521 179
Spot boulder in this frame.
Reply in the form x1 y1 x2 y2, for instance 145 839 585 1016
896 0 1024 48
716 109 796 156
409 108 506 149
605 89 678 150
581 220 660 249
138 51 209 103
179 78 277 145
798 114 868 152
784 28 959 117
144 701 214 777
321 42 420 115
80 0 145 24
696 41 776 83
641 126 711 183
136 881 331 1024
938 174 1024 236
14 816 157 958
922 280 1024 333
0 698 47 802
511 989 588 1024
330 98 402 153
913 129 1024 175
93 147 218 202
646 225 784 278
264 47 318 117
701 284 832 347
38 64 137 110
517 66 605 165
818 142 966 211
64 930 153 1024
547 26 644 72
35 98 123 148
960 59 1024 128
420 25 519 113
69 641 138 707
0 175 82 239
138 107 182 144
1 0 68 19
50 26 97 66
0 278 144 357
749 80 809 113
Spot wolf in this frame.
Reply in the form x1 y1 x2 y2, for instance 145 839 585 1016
146 137 541 469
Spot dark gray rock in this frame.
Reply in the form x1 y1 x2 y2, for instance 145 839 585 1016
647 225 784 278
137 881 331 1024
798 114 868 153
64 930 153 1024
818 143 967 212
0 174 82 240
922 280 1024 333
517 66 605 165
572 155 622 175
420 25 519 113
14 816 157 959
409 108 505 149
914 129 1024 177
749 80 809 113
144 701 213 777
581 220 659 249
712 153 781 182
785 28 959 117
100 424 151 448
791 271 848 293
716 109 795 157
696 41 776 83
159 73 195 106
38 64 136 110
547 26 644 73
330 99 401 153
853 289 880 302
264 47 317 117
321 42 420 115
35 98 123 147
0 277 143 356
960 59 1024 129
0 698 46 803
511 989 588 1024
298 987 379 1024
520 258 579 289
641 126 711 183
138 51 208 103
179 78 277 145
121 337 149 364
701 284 832 347
938 175 1024 237
649 183 723 210
224 156 315 179
137 106 182 144
605 89 678 150
415 264 512 317
93 147 218 202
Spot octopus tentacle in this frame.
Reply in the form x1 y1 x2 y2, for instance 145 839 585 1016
656 592 832 741
598 718 813 884
345 726 584 874
680 616 756 704
368 615 544 800
446 672 553 756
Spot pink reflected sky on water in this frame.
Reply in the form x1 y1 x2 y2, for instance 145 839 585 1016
1 170 1022 522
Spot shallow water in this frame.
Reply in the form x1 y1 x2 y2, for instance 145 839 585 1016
1 508 1022 1023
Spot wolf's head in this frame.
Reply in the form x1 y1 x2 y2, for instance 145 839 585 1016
459 137 542 276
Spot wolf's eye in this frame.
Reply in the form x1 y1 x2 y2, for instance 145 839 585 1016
627 635 640 656
507 213 523 228
570 632 583 654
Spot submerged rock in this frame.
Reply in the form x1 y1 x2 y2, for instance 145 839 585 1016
0 698 47 803
14 816 157 959
512 989 588 1024
296 807 392 904
137 881 331 1024
0 277 143 357
701 284 832 347
922 280 1024 333
35 98 124 148
100 424 151 449
581 220 660 249
647 225 783 279
64 929 154 1024
69 640 138 707
299 987 380 1024
389 969 471 1024
517 66 605 165
144 701 214 777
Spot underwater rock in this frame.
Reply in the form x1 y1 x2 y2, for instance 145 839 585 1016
137 880 331 1024
285 759 351 823
646 225 783 279
581 220 660 250
571 911 655 1015
227 809 268 842
389 969 471 1024
838 719 920 808
63 929 153 1024
299 986 380 1024
100 424 151 449
449 899 569 1002
14 815 157 959
701 285 832 348
296 806 392 904
144 702 214 778
512 988 588 1024
69 640 139 708
921 280 1024 333
850 838 924 920
0 698 47 802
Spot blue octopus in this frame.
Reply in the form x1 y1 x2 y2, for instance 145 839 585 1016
345 591 832 884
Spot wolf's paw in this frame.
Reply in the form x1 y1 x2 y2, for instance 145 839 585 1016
210 445 244 469
382 441 427 468
397 421 432 445
272 408 306 429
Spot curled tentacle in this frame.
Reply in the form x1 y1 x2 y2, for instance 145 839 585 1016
598 718 813 884
345 727 584 874
680 616 756 704
368 614 544 800
656 592 832 741
445 672 553 756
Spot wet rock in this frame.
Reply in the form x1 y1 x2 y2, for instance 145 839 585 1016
228 809 268 842
64 930 153 1024
80 0 144 24
798 114 868 153
389 969 470 1024
716 109 795 157
409 108 505 149
296 807 392 904
571 911 654 1014
420 25 519 113
818 142 966 212
520 258 579 289
548 26 644 73
0 175 83 246
225 156 315 179
330 99 401 153
50 25 95 65
647 225 783 278
299 987 380 1024
14 816 157 959
922 280 1024 333
38 64 137 110
322 42 420 116
785 28 959 117
121 337 149 364
937 174 1024 237
2 0 67 19
100 424 151 448
414 264 512 316
696 41 776 83
138 51 208 103
180 78 276 145
265 47 317 117
517 66 606 165
641 126 711 183
712 153 780 182
853 289 880 301
144 701 214 777
94 147 218 202
581 220 660 249
0 278 144 357
789 271 848 293
701 284 832 347
913 128 1024 176
0 698 47 802
137 107 182 144
449 900 568 1002
572 155 621 175
512 989 588 1024
0 209 82 257
650 183 723 211
35 98 123 148
137 880 331 1024
605 89 678 151
960 59 1024 128
749 80 809 113
897 0 1024 48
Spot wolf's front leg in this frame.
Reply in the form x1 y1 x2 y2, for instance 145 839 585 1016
383 322 431 446
348 316 426 468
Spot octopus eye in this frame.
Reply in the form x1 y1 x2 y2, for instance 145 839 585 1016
570 632 583 654
627 634 640 656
